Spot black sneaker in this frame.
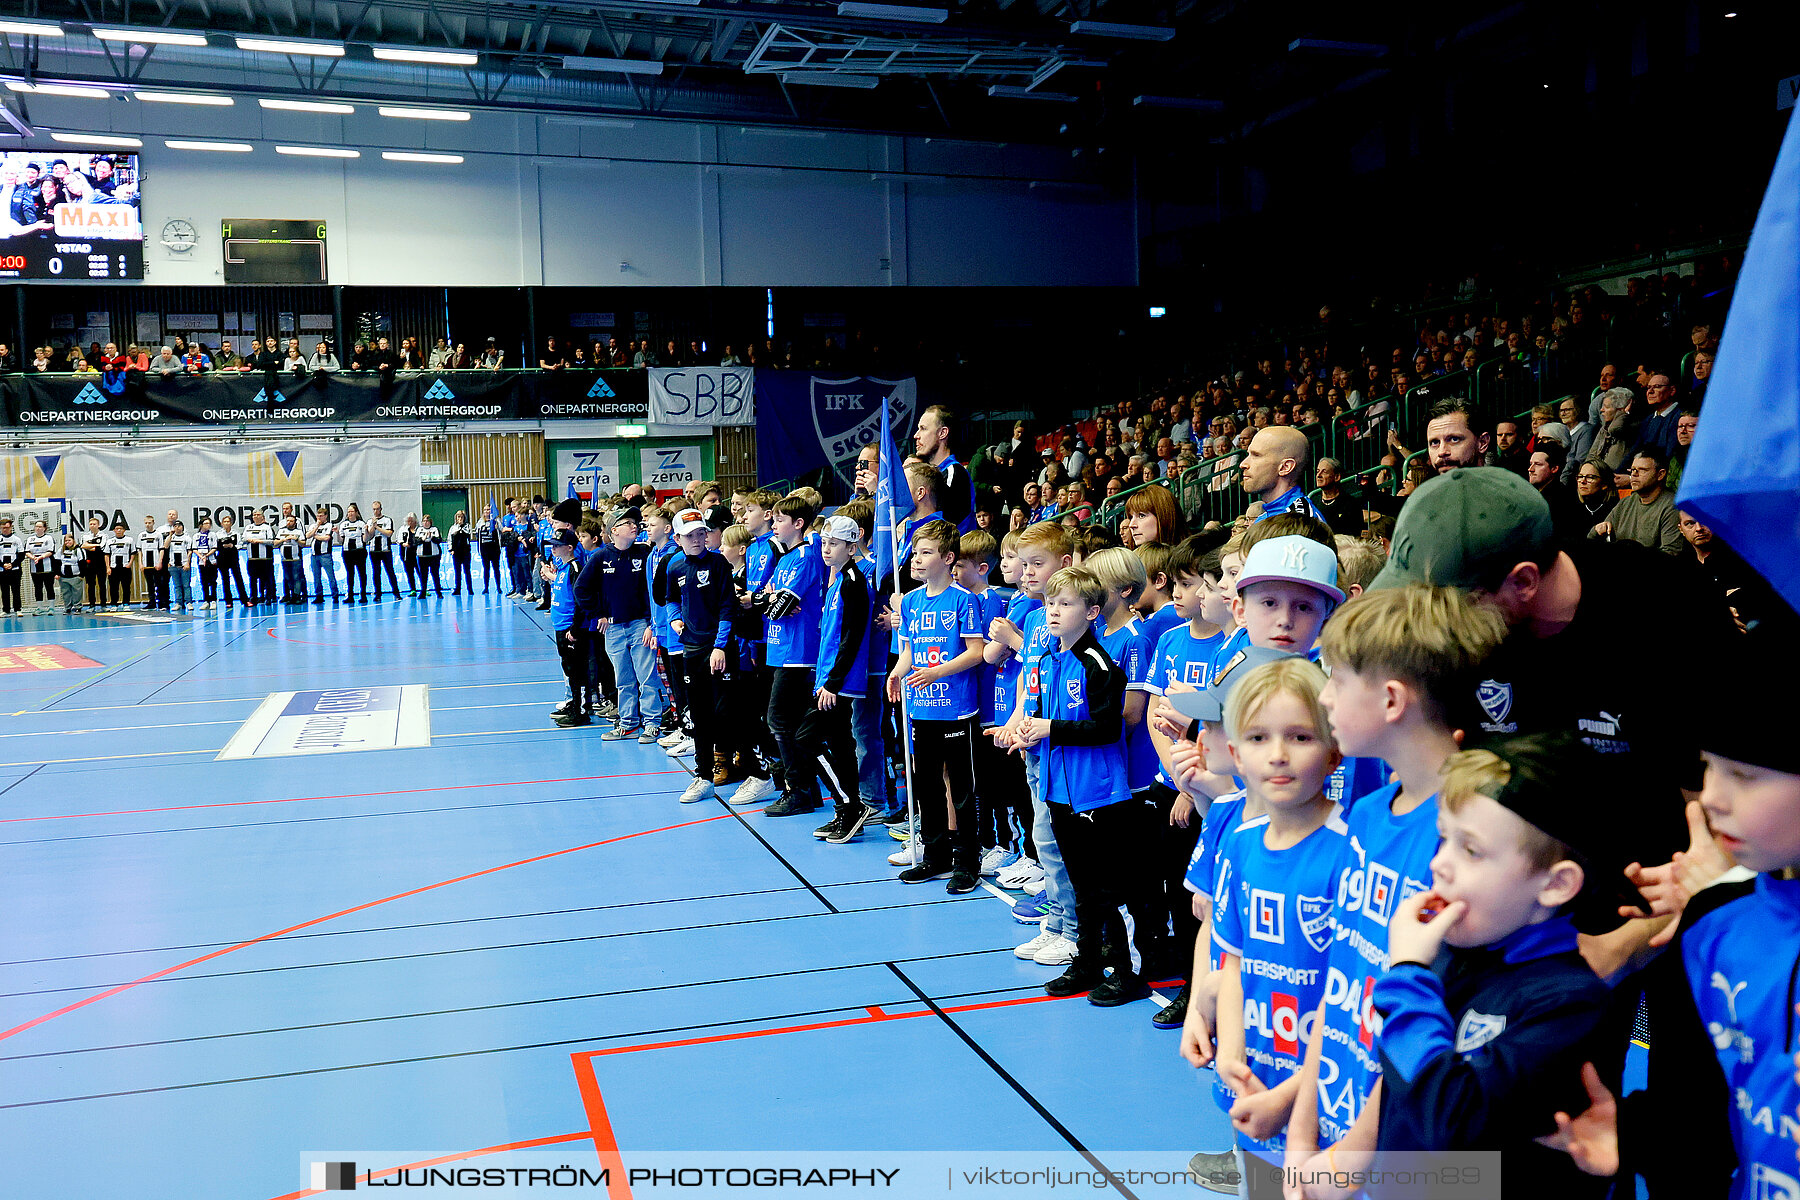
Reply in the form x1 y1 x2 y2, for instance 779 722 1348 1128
1187 1150 1240 1195
762 794 819 817
825 803 875 845
1044 960 1106 997
1087 970 1150 1007
812 812 848 840
553 712 591 727
945 868 979 895
880 808 911 826
660 709 681 733
1151 981 1192 1029
897 862 953 884
551 700 574 717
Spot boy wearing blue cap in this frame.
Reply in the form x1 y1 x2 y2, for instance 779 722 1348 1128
547 531 589 726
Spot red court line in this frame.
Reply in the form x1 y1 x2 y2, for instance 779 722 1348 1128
0 809 750 1045
864 1005 886 1018
266 1130 595 1200
0 769 688 824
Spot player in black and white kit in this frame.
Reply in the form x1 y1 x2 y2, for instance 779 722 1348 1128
277 514 306 604
26 520 57 614
476 506 503 594
244 513 276 606
0 516 25 614
56 533 84 614
136 514 165 611
307 505 340 604
193 517 218 610
417 515 444 596
81 516 106 609
449 510 473 595
398 514 420 596
215 512 249 608
105 521 134 609
339 503 369 602
368 501 401 601
165 519 193 613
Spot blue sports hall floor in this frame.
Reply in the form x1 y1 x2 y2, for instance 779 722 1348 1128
0 592 1231 1199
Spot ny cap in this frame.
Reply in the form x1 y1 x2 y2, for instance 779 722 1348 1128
1166 644 1292 724
1371 467 1555 592
821 515 861 543
1235 535 1345 606
704 504 733 532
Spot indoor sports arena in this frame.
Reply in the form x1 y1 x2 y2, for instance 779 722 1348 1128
2 3 1798 1198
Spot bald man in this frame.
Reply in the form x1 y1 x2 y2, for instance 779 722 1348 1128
1239 426 1326 523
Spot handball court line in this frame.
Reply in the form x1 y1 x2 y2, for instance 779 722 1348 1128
36 676 567 716
14 625 195 715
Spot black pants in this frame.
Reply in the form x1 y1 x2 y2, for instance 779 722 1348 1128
109 563 132 604
662 648 689 729
910 716 980 872
452 554 473 594
144 567 167 609
32 570 56 603
418 555 442 594
796 697 860 814
217 557 249 604
741 663 784 783
370 550 401 598
343 549 368 600
1048 798 1164 974
557 627 594 712
1149 782 1204 970
589 631 616 705
681 647 735 780
974 727 1029 852
84 563 104 605
0 568 20 612
480 549 503 591
248 559 276 603
766 666 814 799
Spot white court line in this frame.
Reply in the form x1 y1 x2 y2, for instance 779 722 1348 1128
36 678 565 716
0 700 567 739
979 880 1172 1007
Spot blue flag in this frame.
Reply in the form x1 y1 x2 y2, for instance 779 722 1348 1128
872 394 911 585
567 472 579 503
1678 108 1800 614
486 498 496 523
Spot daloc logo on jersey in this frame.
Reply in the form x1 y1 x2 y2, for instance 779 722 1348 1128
1298 894 1333 952
808 376 918 494
1476 679 1513 726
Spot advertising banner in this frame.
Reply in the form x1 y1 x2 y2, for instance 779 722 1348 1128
754 373 918 494
647 367 755 427
0 369 649 427
54 439 421 533
640 443 706 500
554 447 622 504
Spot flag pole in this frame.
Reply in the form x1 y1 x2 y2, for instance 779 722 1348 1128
894 521 920 868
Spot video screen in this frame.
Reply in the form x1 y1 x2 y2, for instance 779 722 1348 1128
0 151 143 280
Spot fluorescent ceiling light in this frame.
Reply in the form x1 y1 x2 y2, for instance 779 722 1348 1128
94 27 208 46
165 139 254 151
236 36 344 57
135 90 234 106
1286 38 1387 56
50 132 143 147
6 81 111 99
1069 20 1175 40
0 21 64 36
780 72 880 88
382 151 464 163
275 145 359 157
377 105 470 121
836 2 949 22
371 46 478 65
560 56 665 75
988 84 1076 102
259 97 355 114
1133 94 1224 111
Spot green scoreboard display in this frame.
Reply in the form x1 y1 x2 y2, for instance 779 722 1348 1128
222 219 328 284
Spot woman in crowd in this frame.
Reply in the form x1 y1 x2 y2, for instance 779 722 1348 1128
449 509 473 595
215 510 249 608
1574 462 1618 531
399 513 421 595
194 516 217 610
416 514 444 597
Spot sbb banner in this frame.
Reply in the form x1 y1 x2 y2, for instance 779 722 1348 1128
647 367 754 427
54 439 422 534
754 374 918 495
0 369 648 426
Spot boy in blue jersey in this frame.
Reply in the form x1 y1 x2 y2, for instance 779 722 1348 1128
1371 734 1637 1199
645 506 692 751
545 531 590 725
1133 540 1187 649
762 494 829 817
885 519 986 893
1209 657 1348 1188
736 489 788 797
990 522 1078 961
1282 585 1507 1173
658 508 737 804
1012 564 1159 1005
585 508 668 744
803 515 877 844
955 530 1019 874
985 531 1034 871
835 500 893 822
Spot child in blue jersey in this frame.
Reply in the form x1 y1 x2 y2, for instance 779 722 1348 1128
1084 548 1157 800
990 522 1078 964
545 531 589 724
1369 734 1638 1199
982 530 1036 874
1133 541 1187 649
645 506 690 748
1543 622 1800 1200
1011 564 1160 1006
1210 657 1348 1185
735 489 788 798
1146 540 1230 792
885 519 986 894
802 515 877 844
659 508 737 804
762 494 829 818
955 530 1019 874
1280 585 1508 1174
835 500 893 823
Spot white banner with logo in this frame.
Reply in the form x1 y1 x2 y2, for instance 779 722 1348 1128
52 439 421 532
640 443 705 499
647 366 755 427
554 447 621 504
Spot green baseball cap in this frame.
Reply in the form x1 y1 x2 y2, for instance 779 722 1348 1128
1370 467 1555 592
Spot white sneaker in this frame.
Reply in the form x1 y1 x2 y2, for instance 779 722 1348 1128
1022 877 1046 896
979 846 1018 877
996 857 1043 888
887 839 922 867
730 775 777 806
1014 926 1055 960
1031 934 1076 965
665 736 695 758
678 777 715 804
657 729 687 748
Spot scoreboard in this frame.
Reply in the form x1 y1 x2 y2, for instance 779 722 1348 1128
221 219 329 284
